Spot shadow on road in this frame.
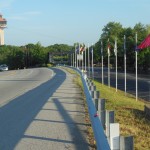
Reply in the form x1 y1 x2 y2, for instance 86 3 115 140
0 68 66 149
52 98 89 149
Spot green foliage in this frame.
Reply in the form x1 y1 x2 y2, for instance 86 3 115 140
46 44 73 53
94 22 150 72
0 45 24 69
94 80 150 150
0 43 72 69
0 22 149 72
47 63 54 67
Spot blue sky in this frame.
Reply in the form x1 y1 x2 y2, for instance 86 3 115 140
0 0 149 46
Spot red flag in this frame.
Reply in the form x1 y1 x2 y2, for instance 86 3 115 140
80 44 85 52
137 34 150 50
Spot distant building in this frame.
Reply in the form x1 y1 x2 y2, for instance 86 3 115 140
0 13 7 45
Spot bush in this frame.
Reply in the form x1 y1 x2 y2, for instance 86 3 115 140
47 63 54 67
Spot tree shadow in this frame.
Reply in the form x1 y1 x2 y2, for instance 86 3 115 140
0 68 66 150
132 108 150 123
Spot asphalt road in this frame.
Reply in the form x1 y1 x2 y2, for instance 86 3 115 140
0 67 90 150
89 67 150 102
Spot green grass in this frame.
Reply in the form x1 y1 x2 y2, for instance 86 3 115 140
94 80 150 150
62 67 150 149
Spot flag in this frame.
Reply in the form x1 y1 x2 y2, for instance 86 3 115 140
76 44 80 54
124 35 126 54
90 46 93 53
107 39 110 56
101 41 103 55
114 39 117 56
137 34 150 50
80 44 85 53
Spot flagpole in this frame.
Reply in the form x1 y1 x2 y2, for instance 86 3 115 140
101 41 104 84
115 38 118 92
70 54 72 66
82 51 83 73
78 43 80 69
88 44 90 78
92 44 94 80
85 46 86 72
75 45 76 68
135 33 138 101
73 53 74 67
108 53 110 88
71 53 72 67
124 35 127 95
108 39 110 88
78 44 81 70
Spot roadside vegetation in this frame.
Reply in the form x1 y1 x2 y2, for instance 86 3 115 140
0 22 150 74
0 43 72 70
94 80 150 150
64 67 150 149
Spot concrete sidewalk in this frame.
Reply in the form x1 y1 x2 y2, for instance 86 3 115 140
14 68 90 150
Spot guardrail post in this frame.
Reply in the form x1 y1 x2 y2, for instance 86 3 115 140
87 81 94 87
94 91 100 99
106 110 115 143
89 85 96 91
94 98 99 111
86 78 90 83
98 99 106 129
71 67 111 149
110 123 120 150
120 136 134 150
90 90 100 99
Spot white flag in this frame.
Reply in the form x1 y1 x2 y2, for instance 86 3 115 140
114 38 117 56
107 39 110 57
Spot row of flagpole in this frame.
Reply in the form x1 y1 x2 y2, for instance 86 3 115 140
72 43 93 79
71 41 119 91
70 32 147 101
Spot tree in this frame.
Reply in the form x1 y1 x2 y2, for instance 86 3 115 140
94 22 150 72
134 23 150 72
96 22 124 68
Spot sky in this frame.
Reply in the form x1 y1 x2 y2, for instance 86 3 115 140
0 0 150 46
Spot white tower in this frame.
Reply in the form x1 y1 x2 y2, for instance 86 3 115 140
0 14 7 45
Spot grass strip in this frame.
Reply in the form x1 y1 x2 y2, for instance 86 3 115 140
94 80 150 150
63 67 150 149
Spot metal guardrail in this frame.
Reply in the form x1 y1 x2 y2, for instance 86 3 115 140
74 68 110 150
70 67 134 150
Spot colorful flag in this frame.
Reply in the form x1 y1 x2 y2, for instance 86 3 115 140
80 44 85 53
137 34 150 50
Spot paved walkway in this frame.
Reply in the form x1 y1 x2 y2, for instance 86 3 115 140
0 68 90 150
